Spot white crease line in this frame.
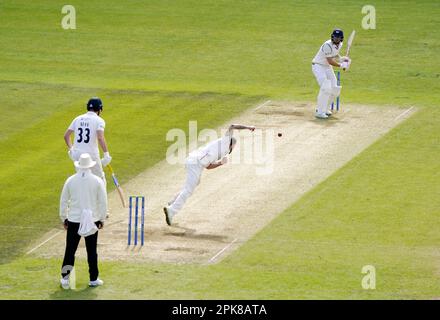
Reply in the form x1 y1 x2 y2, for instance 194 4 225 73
394 106 415 122
26 230 63 255
254 100 271 111
208 238 238 263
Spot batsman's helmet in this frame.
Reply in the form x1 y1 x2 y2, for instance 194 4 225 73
331 29 344 40
87 97 103 112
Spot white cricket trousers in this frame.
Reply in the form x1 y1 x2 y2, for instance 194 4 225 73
312 63 337 87
312 63 339 114
168 156 204 215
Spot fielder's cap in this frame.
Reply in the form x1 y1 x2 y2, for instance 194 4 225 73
74 153 96 169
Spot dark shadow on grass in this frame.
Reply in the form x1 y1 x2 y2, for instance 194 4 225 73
0 79 267 103
49 286 99 300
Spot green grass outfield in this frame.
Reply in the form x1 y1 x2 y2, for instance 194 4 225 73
0 0 438 299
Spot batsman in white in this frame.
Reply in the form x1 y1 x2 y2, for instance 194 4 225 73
163 124 256 225
63 97 112 185
312 29 351 119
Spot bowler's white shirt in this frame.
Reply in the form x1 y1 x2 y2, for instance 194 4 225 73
312 39 343 65
190 131 232 168
60 169 107 223
68 112 105 157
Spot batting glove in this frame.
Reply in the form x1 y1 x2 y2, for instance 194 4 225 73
68 148 75 161
101 152 112 167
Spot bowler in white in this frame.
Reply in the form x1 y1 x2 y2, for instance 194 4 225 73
163 124 255 225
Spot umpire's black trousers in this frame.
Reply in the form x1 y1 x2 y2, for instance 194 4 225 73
61 221 99 281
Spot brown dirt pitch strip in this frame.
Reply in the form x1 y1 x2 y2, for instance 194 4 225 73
28 101 415 264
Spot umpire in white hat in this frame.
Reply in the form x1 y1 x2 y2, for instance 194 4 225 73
59 153 108 289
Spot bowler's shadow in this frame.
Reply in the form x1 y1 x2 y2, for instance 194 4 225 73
165 225 228 242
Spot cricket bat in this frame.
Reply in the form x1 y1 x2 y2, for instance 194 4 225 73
346 30 356 57
107 164 127 208
342 30 355 71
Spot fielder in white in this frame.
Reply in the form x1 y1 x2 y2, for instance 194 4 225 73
312 29 351 119
163 124 255 225
64 97 112 184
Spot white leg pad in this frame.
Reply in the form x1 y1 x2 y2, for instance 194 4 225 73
317 79 332 114
332 85 342 97
327 85 342 110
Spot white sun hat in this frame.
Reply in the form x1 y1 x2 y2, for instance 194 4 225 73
74 153 96 169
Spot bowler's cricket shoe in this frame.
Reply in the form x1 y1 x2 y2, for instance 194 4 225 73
326 110 333 116
89 278 104 287
163 206 174 226
60 278 70 290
